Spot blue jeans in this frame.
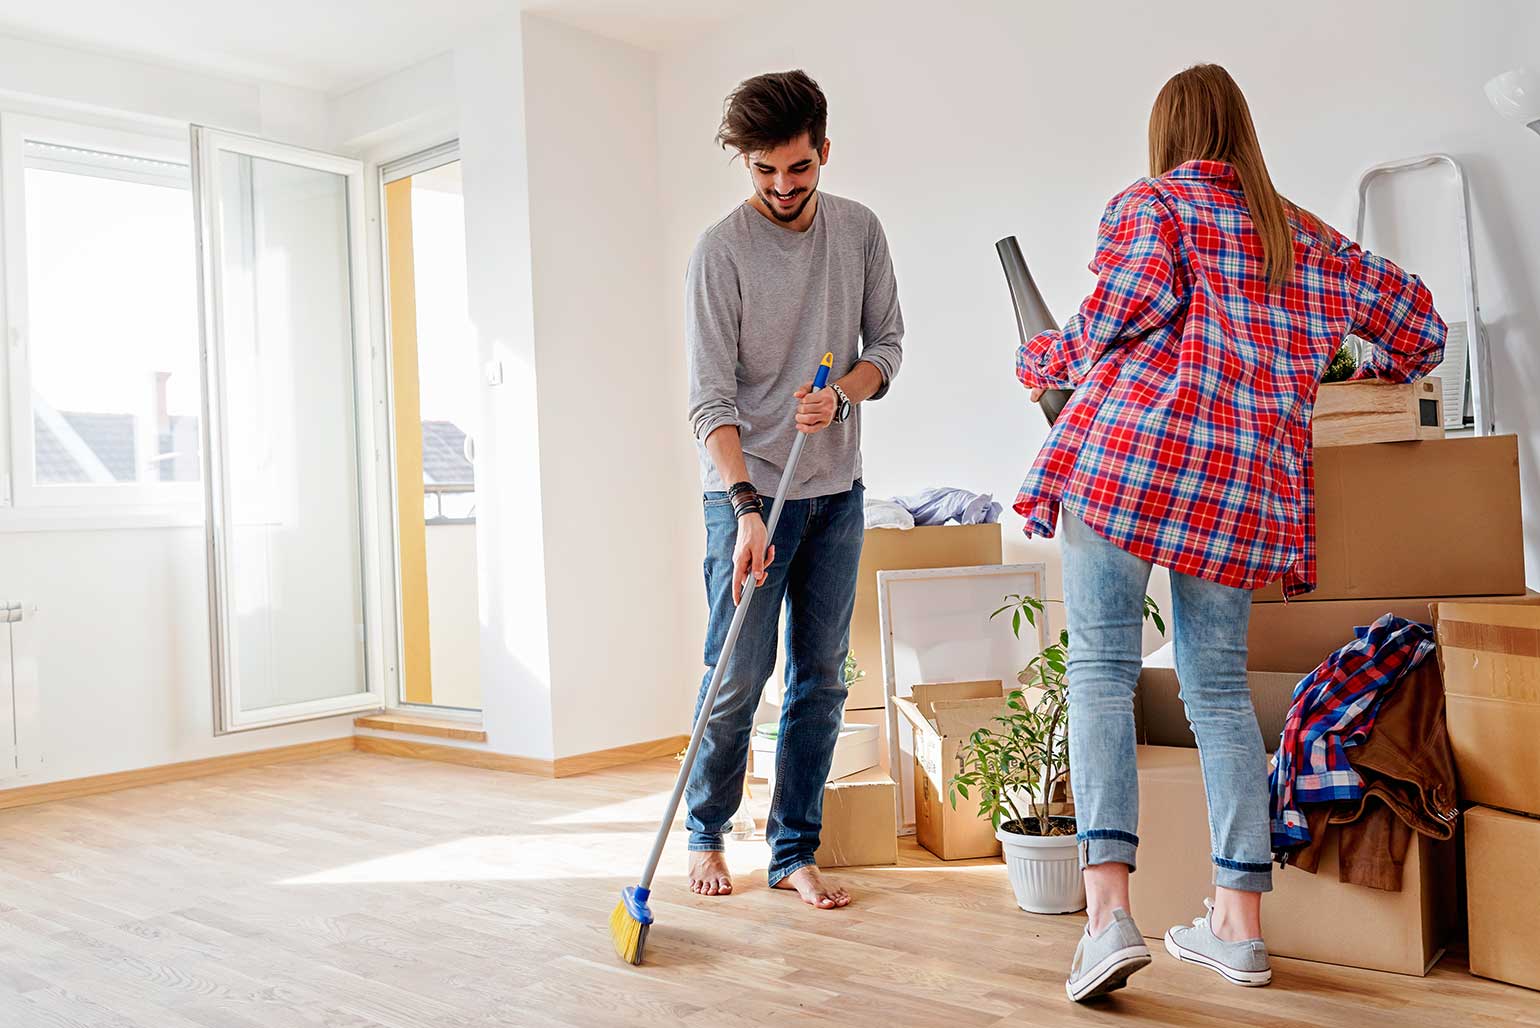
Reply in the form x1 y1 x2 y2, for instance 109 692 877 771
1061 509 1273 893
684 482 865 887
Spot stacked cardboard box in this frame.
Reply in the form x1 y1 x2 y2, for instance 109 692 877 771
1435 600 1540 992
815 768 898 869
1130 434 1530 976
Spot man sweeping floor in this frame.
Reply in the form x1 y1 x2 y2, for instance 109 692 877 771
683 68 905 909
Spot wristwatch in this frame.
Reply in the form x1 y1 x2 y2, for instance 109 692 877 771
831 383 853 424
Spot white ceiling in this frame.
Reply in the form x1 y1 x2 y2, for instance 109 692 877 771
0 0 744 96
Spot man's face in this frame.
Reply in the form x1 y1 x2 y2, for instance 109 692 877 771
745 134 829 223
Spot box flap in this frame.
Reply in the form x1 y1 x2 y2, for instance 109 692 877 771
892 696 935 737
828 767 893 788
930 695 1012 738
909 680 1003 721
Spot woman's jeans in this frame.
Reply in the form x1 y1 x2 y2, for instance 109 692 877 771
683 482 865 887
1061 509 1273 892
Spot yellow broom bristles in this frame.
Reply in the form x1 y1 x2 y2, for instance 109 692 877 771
610 899 648 965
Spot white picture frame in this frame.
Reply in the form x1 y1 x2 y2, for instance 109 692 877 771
877 562 1050 834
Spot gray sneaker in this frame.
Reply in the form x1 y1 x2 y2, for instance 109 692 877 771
1065 909 1152 1002
1164 899 1273 986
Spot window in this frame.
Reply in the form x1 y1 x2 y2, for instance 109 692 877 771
1 116 201 508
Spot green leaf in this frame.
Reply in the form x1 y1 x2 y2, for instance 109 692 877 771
1012 609 1022 638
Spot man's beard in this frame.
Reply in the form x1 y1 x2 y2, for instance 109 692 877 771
762 185 817 223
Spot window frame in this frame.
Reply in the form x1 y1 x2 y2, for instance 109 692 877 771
0 113 203 514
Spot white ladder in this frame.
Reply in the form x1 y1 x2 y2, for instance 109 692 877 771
1351 154 1492 436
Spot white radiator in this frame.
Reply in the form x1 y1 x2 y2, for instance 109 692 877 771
0 601 40 780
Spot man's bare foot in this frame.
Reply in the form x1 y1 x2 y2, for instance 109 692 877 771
772 865 851 909
687 851 733 896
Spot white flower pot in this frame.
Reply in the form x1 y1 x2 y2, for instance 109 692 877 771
997 825 1085 914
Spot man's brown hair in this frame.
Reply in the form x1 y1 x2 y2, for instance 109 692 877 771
716 70 828 156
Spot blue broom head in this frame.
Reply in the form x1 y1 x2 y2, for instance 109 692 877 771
621 885 653 925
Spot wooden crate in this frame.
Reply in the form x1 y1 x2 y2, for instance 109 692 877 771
1313 377 1443 448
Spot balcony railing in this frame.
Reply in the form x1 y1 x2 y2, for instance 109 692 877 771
425 482 475 525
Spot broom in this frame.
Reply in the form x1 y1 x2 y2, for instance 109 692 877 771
611 351 835 965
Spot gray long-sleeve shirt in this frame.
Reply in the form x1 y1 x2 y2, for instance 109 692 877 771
686 192 904 500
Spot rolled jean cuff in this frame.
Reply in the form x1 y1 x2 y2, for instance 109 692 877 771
1078 829 1138 871
1212 855 1273 892
767 857 815 889
687 834 725 853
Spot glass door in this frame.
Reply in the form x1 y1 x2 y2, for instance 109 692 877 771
191 126 389 732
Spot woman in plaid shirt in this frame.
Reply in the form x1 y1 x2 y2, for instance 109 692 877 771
1027 65 1447 1002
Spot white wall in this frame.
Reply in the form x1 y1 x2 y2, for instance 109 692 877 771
521 14 698 758
452 20 560 761
656 0 1540 656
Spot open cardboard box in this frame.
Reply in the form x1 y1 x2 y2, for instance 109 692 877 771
891 680 1011 860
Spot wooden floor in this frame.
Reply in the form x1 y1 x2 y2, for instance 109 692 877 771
0 753 1534 1028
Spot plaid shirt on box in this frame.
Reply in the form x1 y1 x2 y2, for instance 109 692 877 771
1014 160 1445 596
1268 614 1436 855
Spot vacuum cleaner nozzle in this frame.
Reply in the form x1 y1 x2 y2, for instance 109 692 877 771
996 236 1072 425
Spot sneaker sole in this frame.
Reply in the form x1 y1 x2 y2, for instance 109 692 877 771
1065 945 1153 1003
1163 930 1272 986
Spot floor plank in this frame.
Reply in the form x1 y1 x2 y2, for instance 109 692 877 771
0 752 1535 1027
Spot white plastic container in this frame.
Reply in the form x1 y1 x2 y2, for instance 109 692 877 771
751 721 879 789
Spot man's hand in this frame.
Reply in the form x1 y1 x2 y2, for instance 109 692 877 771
732 513 775 604
793 381 837 434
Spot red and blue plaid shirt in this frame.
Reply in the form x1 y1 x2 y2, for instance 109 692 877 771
1015 161 1446 595
1267 614 1436 855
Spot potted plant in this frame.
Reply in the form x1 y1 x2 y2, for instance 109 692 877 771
948 593 1164 914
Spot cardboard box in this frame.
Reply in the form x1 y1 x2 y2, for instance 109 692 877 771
847 524 1002 708
893 680 1010 860
1247 591 1540 674
814 768 898 869
1435 601 1540 815
1134 642 1295 751
751 721 879 790
1130 745 1456 975
1252 435 1524 602
1312 377 1443 448
1465 805 1540 991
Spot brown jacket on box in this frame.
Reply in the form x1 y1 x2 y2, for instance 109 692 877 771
1290 661 1459 890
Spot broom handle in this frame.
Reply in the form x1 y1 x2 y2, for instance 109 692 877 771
639 354 834 891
